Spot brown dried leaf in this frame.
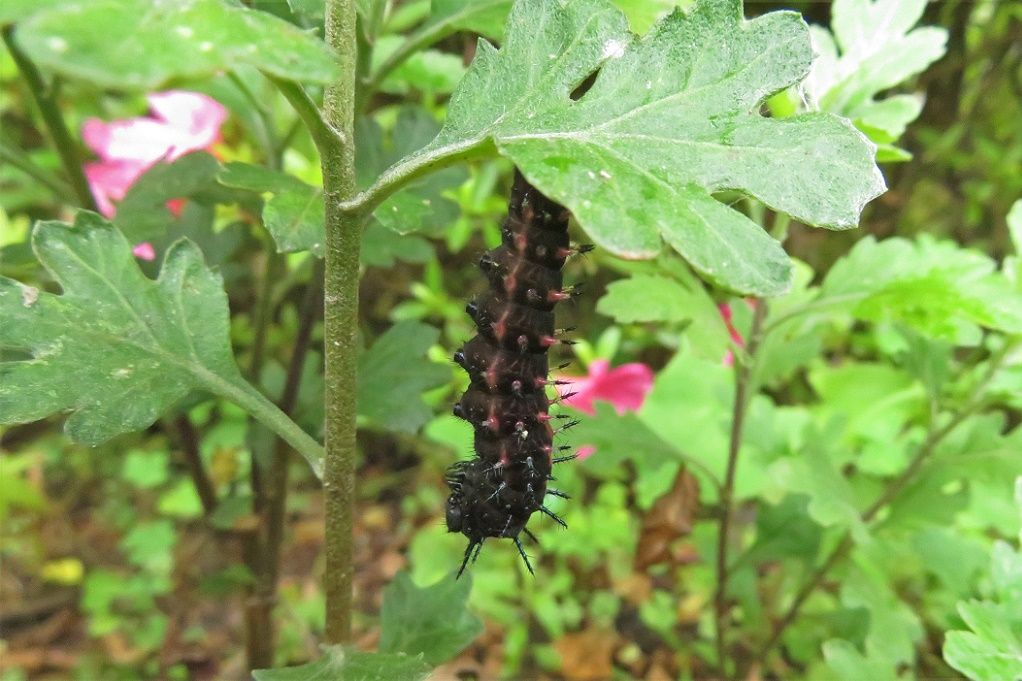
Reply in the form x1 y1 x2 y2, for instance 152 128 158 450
634 468 700 570
555 628 618 681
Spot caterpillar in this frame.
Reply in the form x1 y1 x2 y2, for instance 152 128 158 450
446 170 588 577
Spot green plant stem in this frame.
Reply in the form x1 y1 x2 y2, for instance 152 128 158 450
340 137 490 216
2 27 97 212
0 141 73 199
213 373 324 478
753 339 1019 669
362 15 449 96
322 0 360 645
714 299 767 679
249 251 284 517
267 74 346 160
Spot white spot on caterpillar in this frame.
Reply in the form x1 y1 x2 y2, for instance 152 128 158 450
599 169 612 180
646 81 652 89
112 367 134 379
602 39 626 59
199 41 214 52
47 37 68 53
175 26 194 38
21 286 39 307
587 170 596 180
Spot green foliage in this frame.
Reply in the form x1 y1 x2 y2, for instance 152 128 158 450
357 321 450 433
944 481 1022 681
0 214 242 444
218 163 326 256
802 0 947 160
378 571 483 664
403 0 883 295
13 0 340 89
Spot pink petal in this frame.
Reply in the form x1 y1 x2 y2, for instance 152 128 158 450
558 361 654 416
575 445 597 460
147 91 228 160
84 160 147 217
132 243 156 261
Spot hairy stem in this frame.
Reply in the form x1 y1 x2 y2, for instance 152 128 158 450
267 74 346 160
714 300 768 678
322 0 360 644
754 339 1018 667
2 28 97 212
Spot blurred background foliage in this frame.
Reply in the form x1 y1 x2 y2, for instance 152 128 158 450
1 1 1021 680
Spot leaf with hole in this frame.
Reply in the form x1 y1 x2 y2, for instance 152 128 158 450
395 0 885 296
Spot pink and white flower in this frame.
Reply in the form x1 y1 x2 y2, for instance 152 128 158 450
81 91 227 259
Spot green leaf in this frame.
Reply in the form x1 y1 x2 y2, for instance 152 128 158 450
0 213 322 473
944 485 1022 681
945 602 1022 681
218 163 326 256
400 0 884 296
115 152 223 242
804 0 947 139
822 639 900 681
357 321 451 433
0 0 63 26
374 36 466 96
821 236 1022 339
427 0 513 40
253 644 432 681
379 571 483 665
16 0 340 90
120 520 177 574
361 223 434 268
596 272 731 360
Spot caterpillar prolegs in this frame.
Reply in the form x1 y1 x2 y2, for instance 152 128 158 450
446 170 588 577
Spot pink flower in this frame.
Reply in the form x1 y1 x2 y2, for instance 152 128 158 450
82 90 228 238
558 359 654 415
718 303 746 367
132 243 156 261
556 359 654 460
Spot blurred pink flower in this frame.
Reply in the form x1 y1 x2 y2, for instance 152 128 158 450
718 302 746 367
131 243 156 261
556 359 654 460
82 90 227 227
558 359 654 415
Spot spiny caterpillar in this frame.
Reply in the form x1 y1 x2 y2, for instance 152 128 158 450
446 170 590 577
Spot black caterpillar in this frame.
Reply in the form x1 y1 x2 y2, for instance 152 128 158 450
446 170 588 577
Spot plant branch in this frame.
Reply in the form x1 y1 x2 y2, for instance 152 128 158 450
266 73 346 160
363 16 450 97
714 299 768 678
322 0 360 645
0 141 74 199
266 260 324 588
339 137 490 217
753 339 1018 667
2 27 97 212
168 414 218 516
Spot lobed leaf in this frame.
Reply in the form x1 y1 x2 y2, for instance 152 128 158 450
0 213 321 474
253 644 431 681
15 0 339 90
398 0 885 296
378 571 483 665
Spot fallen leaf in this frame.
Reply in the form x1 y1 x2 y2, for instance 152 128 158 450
635 469 700 570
